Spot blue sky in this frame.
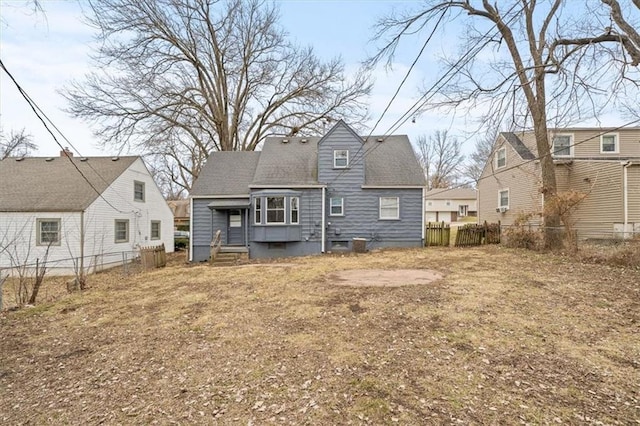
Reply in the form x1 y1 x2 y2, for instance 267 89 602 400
0 0 469 157
0 0 629 159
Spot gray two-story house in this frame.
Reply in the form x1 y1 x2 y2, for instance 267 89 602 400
189 120 426 261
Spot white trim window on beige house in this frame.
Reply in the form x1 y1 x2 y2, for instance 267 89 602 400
477 128 640 240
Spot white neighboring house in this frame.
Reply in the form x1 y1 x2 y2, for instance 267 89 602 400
425 188 478 223
0 151 174 275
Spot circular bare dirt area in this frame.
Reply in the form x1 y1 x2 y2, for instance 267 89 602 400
329 269 443 287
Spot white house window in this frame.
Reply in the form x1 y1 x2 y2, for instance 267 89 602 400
459 205 468 217
150 220 161 240
37 218 61 246
498 189 509 209
601 134 618 153
330 197 344 216
334 150 349 168
134 181 145 202
266 196 285 224
496 147 506 168
379 197 399 220
115 219 129 243
290 197 299 224
552 135 573 157
254 197 262 224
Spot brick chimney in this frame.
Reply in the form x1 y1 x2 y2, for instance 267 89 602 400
60 147 73 157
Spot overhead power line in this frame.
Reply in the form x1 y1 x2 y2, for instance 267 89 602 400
425 118 640 198
0 58 130 214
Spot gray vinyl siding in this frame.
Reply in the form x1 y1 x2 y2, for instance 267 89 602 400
318 125 422 249
629 166 640 223
326 189 423 249
191 198 227 262
248 188 323 259
317 124 365 184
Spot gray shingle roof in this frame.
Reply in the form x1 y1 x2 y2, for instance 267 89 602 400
501 132 536 160
191 125 426 195
365 135 426 186
190 151 261 196
252 137 321 186
0 156 137 212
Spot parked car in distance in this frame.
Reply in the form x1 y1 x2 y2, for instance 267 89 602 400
174 230 190 250
174 230 190 239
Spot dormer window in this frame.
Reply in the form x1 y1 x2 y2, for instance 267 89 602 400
552 134 573 157
601 134 618 153
334 150 349 168
495 147 506 169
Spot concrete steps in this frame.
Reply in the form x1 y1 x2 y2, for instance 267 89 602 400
210 247 249 267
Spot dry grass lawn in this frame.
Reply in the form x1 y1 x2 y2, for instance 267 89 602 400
1 246 639 424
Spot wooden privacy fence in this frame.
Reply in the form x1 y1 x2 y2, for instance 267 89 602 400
140 243 167 269
425 222 451 246
454 221 501 247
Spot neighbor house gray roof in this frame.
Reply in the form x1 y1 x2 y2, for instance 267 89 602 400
501 132 536 160
252 137 321 186
190 151 261 196
425 188 476 200
365 135 426 186
0 156 137 212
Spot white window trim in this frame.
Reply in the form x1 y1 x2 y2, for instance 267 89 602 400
495 146 507 169
150 220 161 240
115 219 130 243
498 189 510 209
379 197 400 220
333 149 349 168
600 133 619 154
330 197 344 216
254 197 262 225
551 133 574 157
134 180 145 202
290 197 299 224
36 218 61 246
266 196 286 224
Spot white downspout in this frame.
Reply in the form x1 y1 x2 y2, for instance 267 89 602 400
421 187 425 242
189 197 193 262
623 161 632 237
321 187 326 253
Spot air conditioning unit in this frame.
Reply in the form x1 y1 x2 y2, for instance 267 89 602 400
499 206 508 213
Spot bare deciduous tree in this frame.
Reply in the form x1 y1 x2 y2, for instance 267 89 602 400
373 1 640 249
415 130 465 190
464 131 496 185
64 0 372 193
1 128 36 159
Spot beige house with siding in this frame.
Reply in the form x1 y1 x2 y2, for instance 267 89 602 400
425 188 477 223
478 128 640 239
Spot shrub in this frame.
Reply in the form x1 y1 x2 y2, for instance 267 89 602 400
578 238 640 269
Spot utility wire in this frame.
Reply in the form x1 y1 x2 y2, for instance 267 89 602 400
424 118 640 198
350 3 525 170
327 3 522 188
0 58 130 215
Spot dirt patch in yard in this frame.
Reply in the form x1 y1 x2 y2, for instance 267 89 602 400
329 268 443 287
2 247 639 425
